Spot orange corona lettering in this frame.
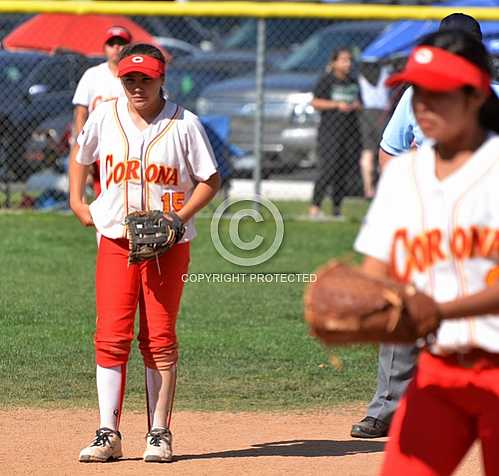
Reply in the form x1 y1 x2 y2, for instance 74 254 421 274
471 226 491 257
106 161 179 187
165 168 178 186
143 165 179 186
450 227 472 260
390 226 499 282
410 236 428 273
105 154 114 188
427 229 445 265
145 164 159 183
390 229 412 283
125 160 140 181
156 166 168 184
113 162 125 184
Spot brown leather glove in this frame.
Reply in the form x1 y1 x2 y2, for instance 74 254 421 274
304 261 441 345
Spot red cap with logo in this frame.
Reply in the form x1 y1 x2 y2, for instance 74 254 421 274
118 54 165 78
386 46 491 94
104 26 132 45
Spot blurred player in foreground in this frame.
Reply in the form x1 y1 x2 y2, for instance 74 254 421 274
354 29 499 475
351 13 498 439
69 43 220 463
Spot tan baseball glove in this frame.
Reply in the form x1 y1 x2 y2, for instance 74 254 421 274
304 261 441 345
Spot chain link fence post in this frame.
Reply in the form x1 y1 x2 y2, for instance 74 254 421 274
253 17 266 209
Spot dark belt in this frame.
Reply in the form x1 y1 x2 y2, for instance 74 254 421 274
434 349 499 369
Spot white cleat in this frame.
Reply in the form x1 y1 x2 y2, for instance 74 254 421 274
143 427 173 463
79 427 122 463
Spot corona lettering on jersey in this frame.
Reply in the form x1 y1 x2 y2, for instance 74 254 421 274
105 156 179 187
390 226 499 282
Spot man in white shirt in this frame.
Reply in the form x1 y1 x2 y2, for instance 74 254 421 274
72 26 132 196
358 62 391 198
73 26 132 134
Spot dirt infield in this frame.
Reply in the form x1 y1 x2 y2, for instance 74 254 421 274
0 406 480 475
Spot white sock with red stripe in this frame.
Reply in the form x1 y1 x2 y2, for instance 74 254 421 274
96 364 126 431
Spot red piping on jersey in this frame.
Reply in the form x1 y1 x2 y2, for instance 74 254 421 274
410 154 436 296
451 157 499 346
143 105 182 211
112 100 130 237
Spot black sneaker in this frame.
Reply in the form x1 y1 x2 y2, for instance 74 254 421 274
351 416 389 438
332 206 346 221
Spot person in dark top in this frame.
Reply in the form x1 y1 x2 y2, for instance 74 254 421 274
309 48 362 220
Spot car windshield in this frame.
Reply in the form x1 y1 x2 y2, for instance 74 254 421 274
279 24 386 72
0 56 39 87
222 18 331 50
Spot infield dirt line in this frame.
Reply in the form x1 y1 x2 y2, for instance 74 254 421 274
0 406 480 476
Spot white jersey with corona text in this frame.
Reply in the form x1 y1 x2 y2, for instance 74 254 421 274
355 135 499 353
76 97 218 242
72 62 124 112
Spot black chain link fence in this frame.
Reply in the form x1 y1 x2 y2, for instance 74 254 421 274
0 12 493 211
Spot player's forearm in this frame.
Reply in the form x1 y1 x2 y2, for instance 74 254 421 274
438 284 499 320
351 100 362 111
73 105 89 138
311 98 339 111
176 172 221 223
69 146 90 206
69 150 94 226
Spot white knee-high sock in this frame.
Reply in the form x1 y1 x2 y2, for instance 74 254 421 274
96 364 126 430
145 365 176 430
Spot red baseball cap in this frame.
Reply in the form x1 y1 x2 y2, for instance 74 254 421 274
118 54 165 78
386 46 491 93
104 26 132 45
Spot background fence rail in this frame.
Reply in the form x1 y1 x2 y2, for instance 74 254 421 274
1 2 499 212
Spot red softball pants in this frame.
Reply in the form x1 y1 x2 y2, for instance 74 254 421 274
381 350 499 476
94 236 190 370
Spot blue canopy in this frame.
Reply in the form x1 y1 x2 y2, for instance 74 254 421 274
362 0 499 60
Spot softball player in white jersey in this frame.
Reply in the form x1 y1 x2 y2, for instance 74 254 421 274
69 43 221 463
354 30 499 475
350 14 499 441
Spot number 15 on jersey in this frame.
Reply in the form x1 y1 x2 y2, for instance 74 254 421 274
161 191 185 213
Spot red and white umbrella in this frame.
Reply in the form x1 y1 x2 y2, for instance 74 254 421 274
3 14 169 59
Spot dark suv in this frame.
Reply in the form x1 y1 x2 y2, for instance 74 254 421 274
164 18 334 112
0 50 99 180
197 21 389 173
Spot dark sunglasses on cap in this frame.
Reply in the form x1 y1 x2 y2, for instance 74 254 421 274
106 37 129 47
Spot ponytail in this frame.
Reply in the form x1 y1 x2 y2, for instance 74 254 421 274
478 91 499 133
